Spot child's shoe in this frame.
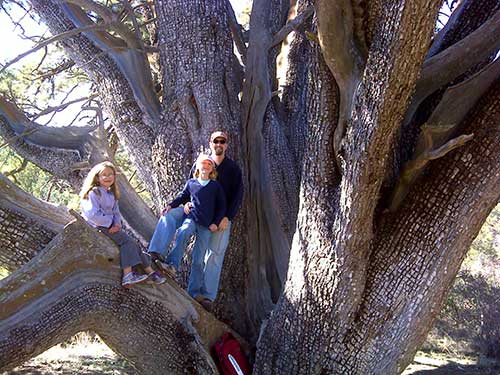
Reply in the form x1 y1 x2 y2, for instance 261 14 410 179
147 271 167 284
122 271 148 287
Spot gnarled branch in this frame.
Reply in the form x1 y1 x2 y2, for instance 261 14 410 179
0 22 112 74
316 0 367 168
389 58 500 211
0 218 248 374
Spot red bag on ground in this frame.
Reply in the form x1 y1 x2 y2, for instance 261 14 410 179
211 332 250 375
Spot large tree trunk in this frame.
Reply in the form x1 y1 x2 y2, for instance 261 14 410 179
1 0 499 374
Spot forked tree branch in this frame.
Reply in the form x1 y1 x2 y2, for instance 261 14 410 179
389 58 500 211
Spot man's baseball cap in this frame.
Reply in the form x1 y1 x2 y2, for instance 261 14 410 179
196 153 215 166
210 131 228 142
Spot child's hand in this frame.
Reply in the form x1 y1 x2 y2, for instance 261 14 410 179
184 202 193 215
160 205 171 216
109 224 121 234
209 224 218 232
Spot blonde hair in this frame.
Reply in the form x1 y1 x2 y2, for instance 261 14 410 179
80 161 120 200
194 168 218 180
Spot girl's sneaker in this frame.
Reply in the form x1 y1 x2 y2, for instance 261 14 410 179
122 271 148 287
147 271 167 285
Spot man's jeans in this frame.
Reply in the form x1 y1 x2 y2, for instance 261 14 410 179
201 221 231 301
148 206 232 301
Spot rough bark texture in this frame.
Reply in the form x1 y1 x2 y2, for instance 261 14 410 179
0 217 246 374
1 0 499 374
0 174 68 272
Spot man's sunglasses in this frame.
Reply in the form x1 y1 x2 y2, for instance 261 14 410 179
212 139 226 145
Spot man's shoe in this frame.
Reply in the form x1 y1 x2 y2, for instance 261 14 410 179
122 272 148 288
194 296 213 312
194 295 205 303
200 298 213 313
147 271 167 284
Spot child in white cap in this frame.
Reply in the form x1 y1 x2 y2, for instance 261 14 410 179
153 153 226 300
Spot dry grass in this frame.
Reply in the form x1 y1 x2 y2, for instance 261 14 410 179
2 333 138 375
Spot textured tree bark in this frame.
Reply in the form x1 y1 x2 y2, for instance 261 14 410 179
255 0 443 373
0 217 246 374
1 0 499 374
0 174 69 271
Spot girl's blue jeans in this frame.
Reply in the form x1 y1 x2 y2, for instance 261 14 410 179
148 207 231 301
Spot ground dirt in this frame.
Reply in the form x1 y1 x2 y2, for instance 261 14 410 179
3 340 500 375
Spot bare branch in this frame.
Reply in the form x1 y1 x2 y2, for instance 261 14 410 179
31 94 98 120
388 59 499 211
61 3 161 122
35 59 76 80
62 0 116 23
270 6 314 48
4 158 28 179
225 0 247 64
417 9 500 99
0 22 113 74
32 46 49 73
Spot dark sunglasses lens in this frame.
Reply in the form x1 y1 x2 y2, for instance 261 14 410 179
213 139 226 144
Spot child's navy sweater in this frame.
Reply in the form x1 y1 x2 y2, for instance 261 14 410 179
170 179 226 228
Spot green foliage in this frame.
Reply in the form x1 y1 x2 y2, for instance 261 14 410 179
114 143 153 207
0 146 79 209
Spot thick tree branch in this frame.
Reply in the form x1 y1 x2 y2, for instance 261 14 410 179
0 173 71 233
0 95 96 153
427 0 469 57
0 173 71 271
389 58 500 211
0 219 247 374
418 10 500 96
225 0 247 64
270 5 314 48
316 0 367 167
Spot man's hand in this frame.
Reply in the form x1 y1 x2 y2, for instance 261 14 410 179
218 217 229 231
109 223 121 234
184 202 193 215
160 205 171 216
209 224 218 232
